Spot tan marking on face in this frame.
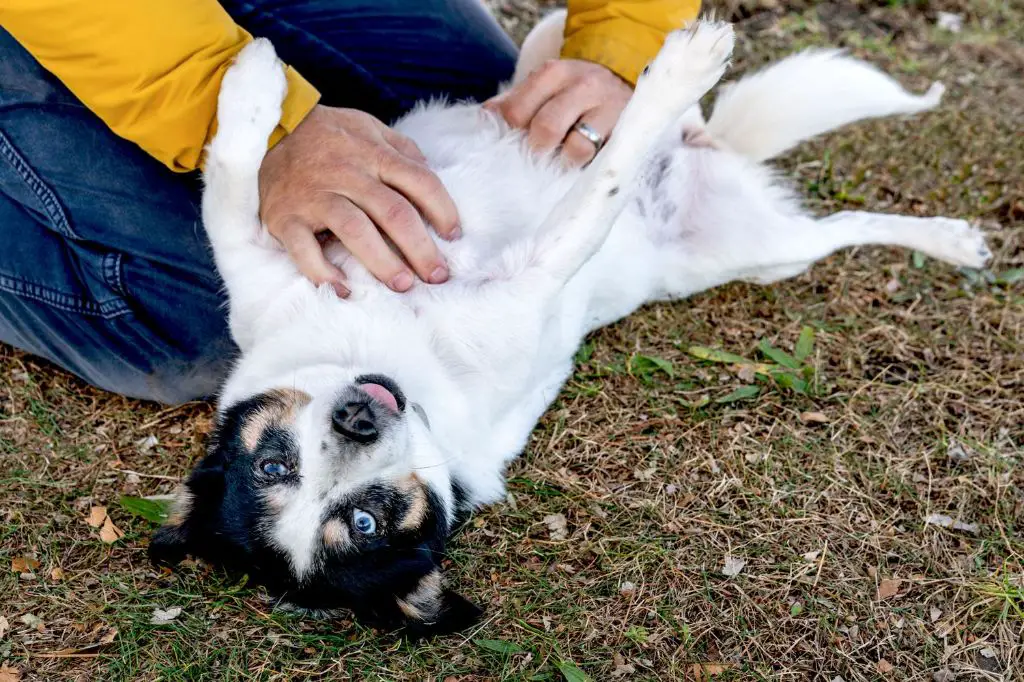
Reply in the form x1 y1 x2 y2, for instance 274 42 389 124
239 388 312 451
165 486 194 527
398 476 429 531
397 569 442 621
322 518 352 550
262 487 289 513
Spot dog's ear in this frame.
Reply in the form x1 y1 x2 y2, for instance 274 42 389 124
402 590 483 638
148 453 227 567
395 570 483 637
149 486 195 566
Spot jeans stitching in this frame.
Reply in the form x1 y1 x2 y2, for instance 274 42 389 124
0 129 77 239
0 272 129 319
103 252 127 297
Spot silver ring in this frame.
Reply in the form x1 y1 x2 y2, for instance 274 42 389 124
571 121 605 151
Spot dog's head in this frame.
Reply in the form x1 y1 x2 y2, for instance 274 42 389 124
149 371 481 635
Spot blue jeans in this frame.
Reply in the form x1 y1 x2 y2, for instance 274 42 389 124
0 0 516 403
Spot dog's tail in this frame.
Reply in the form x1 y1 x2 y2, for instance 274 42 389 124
704 49 944 162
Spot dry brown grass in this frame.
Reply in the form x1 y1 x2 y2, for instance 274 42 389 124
2 1 1021 680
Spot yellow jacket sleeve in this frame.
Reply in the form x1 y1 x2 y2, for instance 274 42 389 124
0 0 320 173
562 0 702 86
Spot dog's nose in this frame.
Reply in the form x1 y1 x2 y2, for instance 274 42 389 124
332 401 379 443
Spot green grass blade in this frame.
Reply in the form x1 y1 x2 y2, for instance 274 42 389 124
715 385 761 403
687 346 754 365
758 339 801 369
794 326 816 362
119 495 171 524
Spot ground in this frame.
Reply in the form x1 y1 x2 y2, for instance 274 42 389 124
1 1 1021 680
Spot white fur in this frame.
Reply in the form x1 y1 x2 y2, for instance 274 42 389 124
201 22 990 572
706 49 946 162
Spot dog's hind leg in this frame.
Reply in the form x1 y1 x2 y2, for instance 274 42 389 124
202 39 300 349
664 210 991 295
534 20 735 288
810 211 991 269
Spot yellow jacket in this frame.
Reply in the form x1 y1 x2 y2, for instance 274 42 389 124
1 0 700 173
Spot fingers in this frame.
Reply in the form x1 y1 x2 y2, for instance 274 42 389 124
258 105 460 294
560 104 620 167
276 218 350 297
342 181 449 285
487 59 568 130
376 149 461 241
315 194 419 292
383 128 428 164
526 87 595 152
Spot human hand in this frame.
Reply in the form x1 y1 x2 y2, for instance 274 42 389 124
484 59 632 166
258 105 459 296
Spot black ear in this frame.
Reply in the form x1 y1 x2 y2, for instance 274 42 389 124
403 590 483 639
148 486 197 566
149 522 191 566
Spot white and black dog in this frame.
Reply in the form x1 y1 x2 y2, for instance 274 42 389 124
150 17 991 635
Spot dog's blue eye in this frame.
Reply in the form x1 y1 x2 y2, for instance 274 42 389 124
352 509 376 534
261 460 290 477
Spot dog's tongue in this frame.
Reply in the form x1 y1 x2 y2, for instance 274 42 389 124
360 383 399 413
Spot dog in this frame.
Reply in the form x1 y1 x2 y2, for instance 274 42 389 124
149 18 991 635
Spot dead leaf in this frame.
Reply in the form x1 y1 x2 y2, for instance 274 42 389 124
736 365 757 382
877 578 901 600
930 607 942 622
924 513 979 535
691 663 734 681
543 513 568 541
50 567 65 581
946 441 972 462
150 606 182 625
877 659 894 673
0 615 8 638
611 653 636 678
98 626 118 645
99 517 124 543
802 550 821 562
0 664 21 682
722 556 746 577
85 506 108 528
800 411 829 424
10 556 40 573
19 613 44 632
136 434 159 452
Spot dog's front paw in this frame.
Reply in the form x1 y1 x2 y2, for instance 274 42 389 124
638 20 735 97
211 39 288 168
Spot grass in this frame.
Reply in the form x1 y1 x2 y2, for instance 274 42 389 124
2 0 1022 679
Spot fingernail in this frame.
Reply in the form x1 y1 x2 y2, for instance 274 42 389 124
390 271 414 292
449 224 463 240
331 281 350 298
428 264 449 284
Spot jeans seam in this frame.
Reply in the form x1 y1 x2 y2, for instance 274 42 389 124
103 252 127 297
0 272 129 319
0 129 77 239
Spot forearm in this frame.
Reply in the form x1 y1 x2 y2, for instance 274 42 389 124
1 0 319 172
